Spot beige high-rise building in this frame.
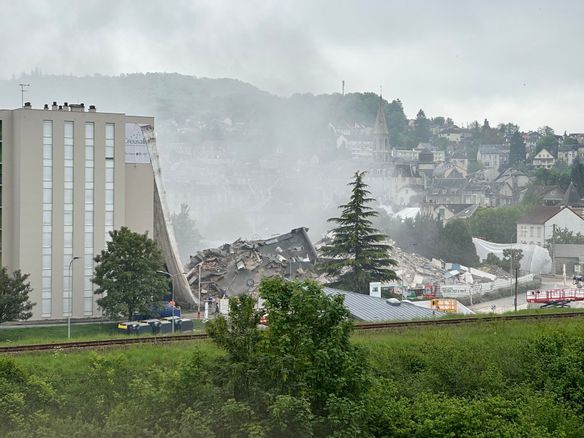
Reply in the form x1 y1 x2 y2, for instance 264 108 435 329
0 102 193 320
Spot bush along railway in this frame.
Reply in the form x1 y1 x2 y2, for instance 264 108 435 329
2 311 584 354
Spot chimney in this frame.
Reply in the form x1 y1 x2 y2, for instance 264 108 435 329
88 105 96 113
58 105 63 111
63 102 69 111
23 102 32 109
44 104 49 110
52 101 58 110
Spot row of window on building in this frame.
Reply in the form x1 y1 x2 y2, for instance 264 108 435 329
41 121 115 317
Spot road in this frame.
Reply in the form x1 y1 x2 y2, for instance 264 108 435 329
470 274 576 314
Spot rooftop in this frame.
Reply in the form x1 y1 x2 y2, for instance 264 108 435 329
323 288 446 321
517 206 562 225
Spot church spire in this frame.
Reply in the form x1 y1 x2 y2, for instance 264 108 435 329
373 93 391 161
373 94 389 136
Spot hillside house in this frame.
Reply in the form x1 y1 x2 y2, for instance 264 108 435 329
557 146 578 166
516 206 584 246
450 150 469 171
477 145 509 170
421 202 477 223
532 148 555 169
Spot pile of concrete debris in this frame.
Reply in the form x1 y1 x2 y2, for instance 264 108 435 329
185 227 318 299
391 244 447 288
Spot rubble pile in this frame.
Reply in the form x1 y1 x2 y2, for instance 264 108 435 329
391 244 447 287
186 227 318 298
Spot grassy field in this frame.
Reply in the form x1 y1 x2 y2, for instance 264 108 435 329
8 315 583 372
2 308 583 346
0 320 206 346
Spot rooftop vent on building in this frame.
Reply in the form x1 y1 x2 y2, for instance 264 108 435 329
88 105 96 112
52 101 58 110
23 102 32 109
70 103 84 112
44 104 49 110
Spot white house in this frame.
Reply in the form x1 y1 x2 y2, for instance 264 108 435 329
516 206 584 246
532 148 555 169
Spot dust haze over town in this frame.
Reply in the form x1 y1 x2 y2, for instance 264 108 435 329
2 0 584 257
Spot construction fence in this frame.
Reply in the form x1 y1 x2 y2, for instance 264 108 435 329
440 274 536 299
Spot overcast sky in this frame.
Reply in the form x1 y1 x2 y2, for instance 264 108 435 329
2 0 583 131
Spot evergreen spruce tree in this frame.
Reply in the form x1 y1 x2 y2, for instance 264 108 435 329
0 267 34 323
320 171 398 293
414 109 431 143
509 131 526 166
570 159 584 198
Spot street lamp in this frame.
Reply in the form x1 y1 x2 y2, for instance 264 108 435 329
157 270 186 334
67 256 80 339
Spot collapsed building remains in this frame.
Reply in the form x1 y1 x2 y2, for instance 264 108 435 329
186 227 318 298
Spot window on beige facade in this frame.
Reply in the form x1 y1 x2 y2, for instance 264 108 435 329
84 122 94 316
64 121 74 316
42 121 53 317
105 123 115 242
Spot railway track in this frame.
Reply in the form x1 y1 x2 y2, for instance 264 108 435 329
2 311 583 354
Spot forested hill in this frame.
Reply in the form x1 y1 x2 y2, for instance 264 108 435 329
0 72 413 148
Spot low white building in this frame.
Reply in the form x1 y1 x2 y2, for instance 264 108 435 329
516 206 584 246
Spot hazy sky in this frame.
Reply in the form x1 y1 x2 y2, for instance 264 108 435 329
2 0 583 131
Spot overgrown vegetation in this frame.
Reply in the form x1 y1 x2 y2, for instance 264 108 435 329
2 279 584 436
467 204 533 243
381 215 479 267
484 248 524 273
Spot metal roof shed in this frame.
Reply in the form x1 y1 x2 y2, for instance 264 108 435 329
323 288 446 322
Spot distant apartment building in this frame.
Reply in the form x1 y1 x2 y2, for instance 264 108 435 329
1 102 191 320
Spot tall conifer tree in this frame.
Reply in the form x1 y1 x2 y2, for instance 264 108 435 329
320 171 398 293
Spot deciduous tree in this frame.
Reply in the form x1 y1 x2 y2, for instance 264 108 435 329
207 278 369 424
93 227 168 321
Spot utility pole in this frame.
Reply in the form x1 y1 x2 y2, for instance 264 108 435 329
19 83 30 108
67 256 80 339
514 267 519 312
552 224 556 275
341 80 345 96
198 262 203 319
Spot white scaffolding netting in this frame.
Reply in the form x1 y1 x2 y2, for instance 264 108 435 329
473 238 552 274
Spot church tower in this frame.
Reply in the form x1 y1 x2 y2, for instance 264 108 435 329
373 94 391 161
